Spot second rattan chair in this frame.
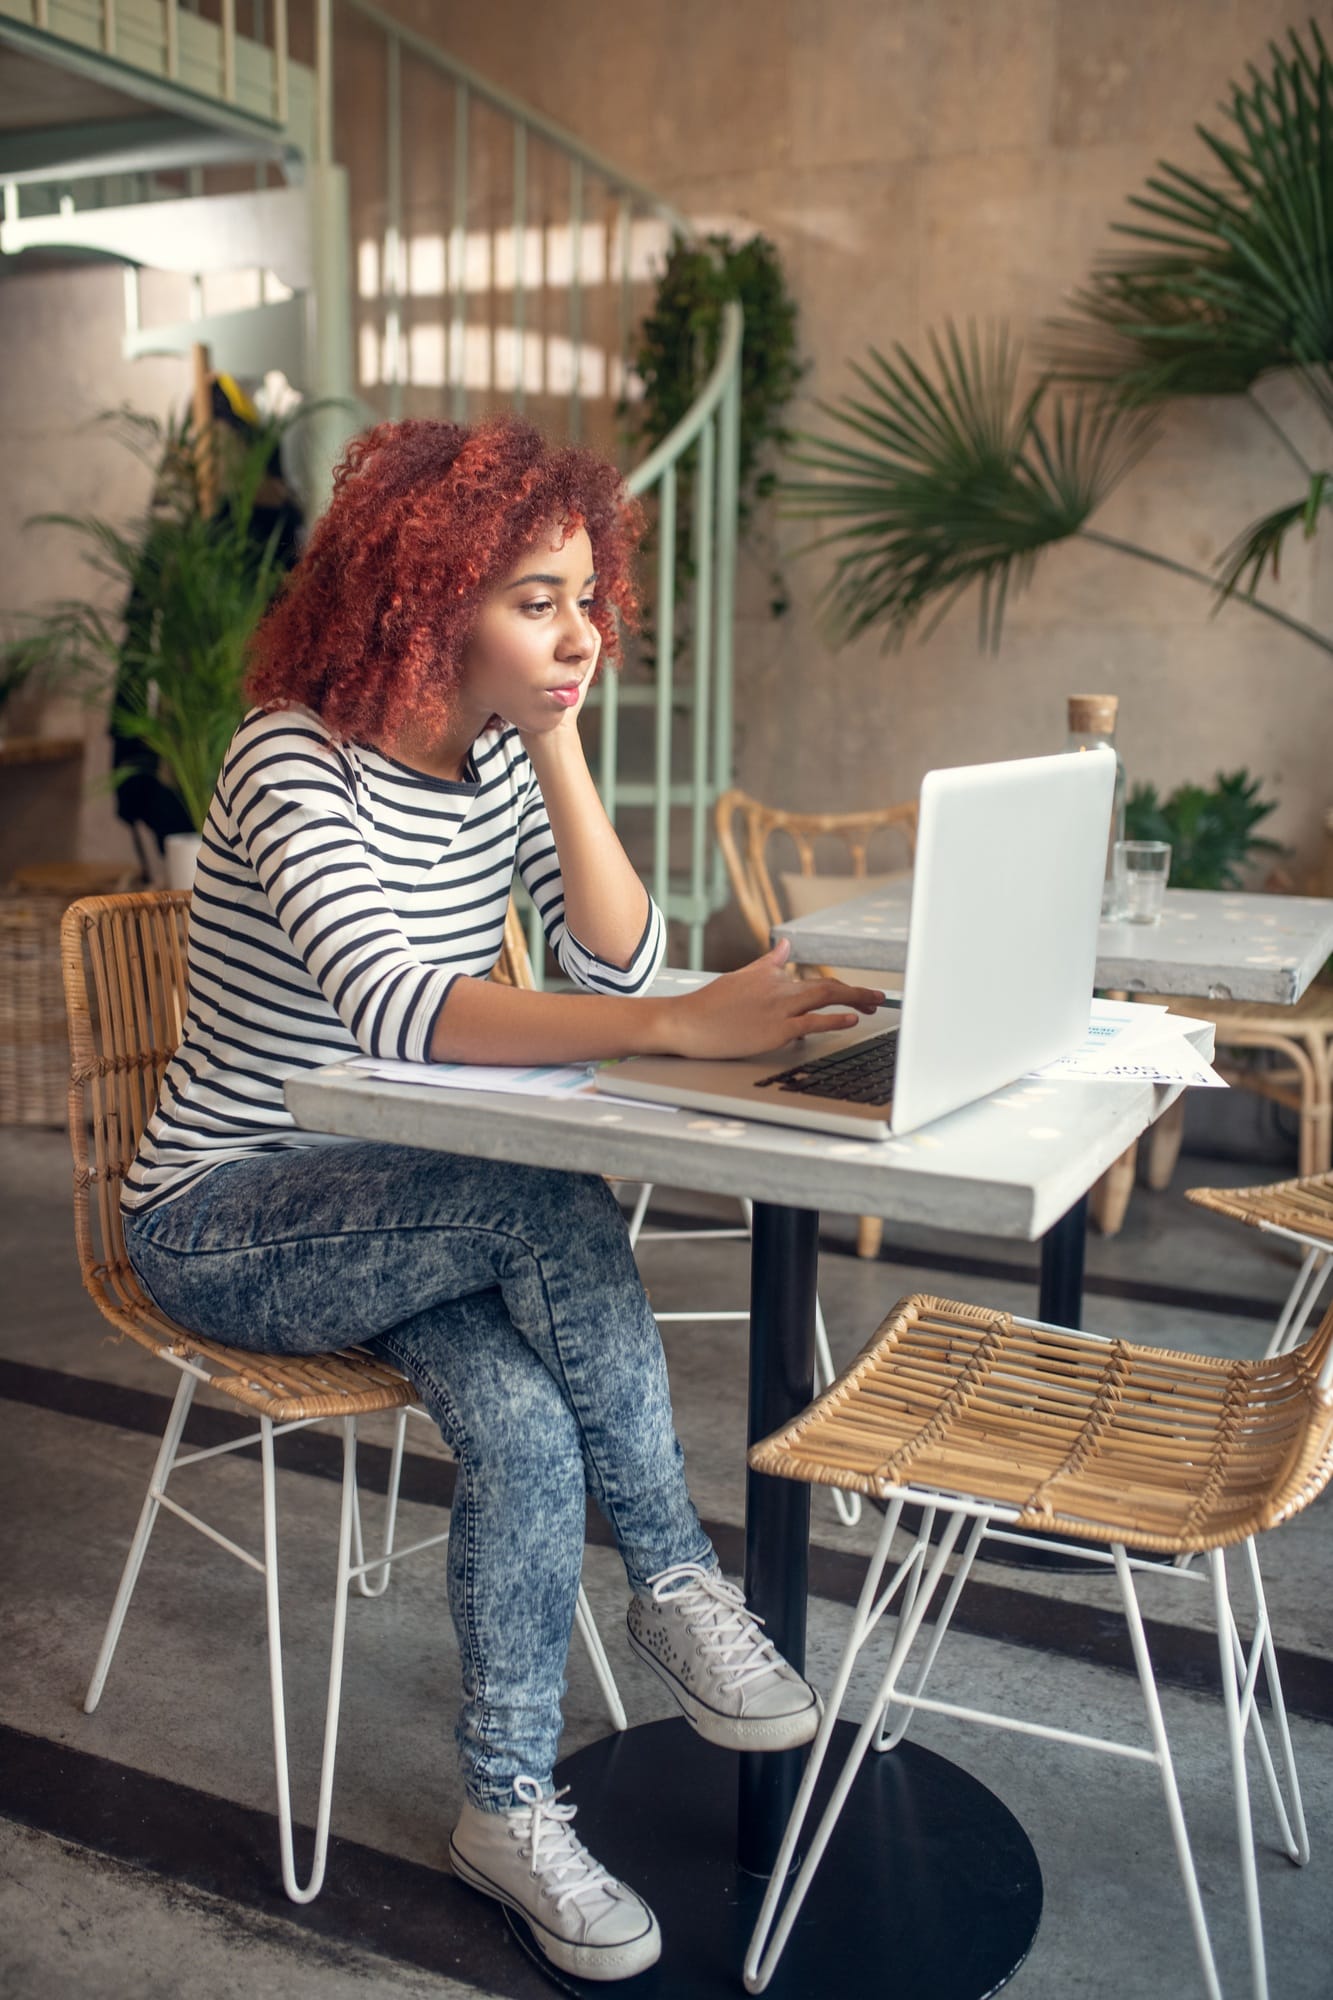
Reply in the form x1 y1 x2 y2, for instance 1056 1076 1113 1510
742 1292 1327 1999
1186 1170 1333 1361
62 890 626 1904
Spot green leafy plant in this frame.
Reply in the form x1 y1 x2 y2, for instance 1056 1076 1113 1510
628 231 804 616
785 21 1333 660
1 405 295 830
783 322 1154 650
1124 769 1285 889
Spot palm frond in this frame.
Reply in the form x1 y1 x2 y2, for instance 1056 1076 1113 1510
783 320 1156 650
1047 22 1333 412
1215 468 1333 598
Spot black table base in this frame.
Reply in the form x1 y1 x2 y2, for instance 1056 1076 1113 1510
529 1719 1042 1999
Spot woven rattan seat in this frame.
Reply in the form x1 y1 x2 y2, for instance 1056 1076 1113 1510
60 889 625 1903
1186 1168 1333 1241
742 1291 1325 1997
1185 1169 1333 1368
749 1292 1333 1556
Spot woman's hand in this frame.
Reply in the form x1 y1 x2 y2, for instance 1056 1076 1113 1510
663 939 885 1060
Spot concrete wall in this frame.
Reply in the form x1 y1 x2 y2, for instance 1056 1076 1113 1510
3 0 1329 901
382 0 1331 897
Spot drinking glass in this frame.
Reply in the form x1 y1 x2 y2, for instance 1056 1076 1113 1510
1112 840 1171 924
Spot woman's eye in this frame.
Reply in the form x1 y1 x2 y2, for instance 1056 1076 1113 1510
521 598 553 615
579 597 597 616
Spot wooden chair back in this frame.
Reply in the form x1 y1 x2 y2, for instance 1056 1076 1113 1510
59 890 411 1420
491 899 539 990
61 891 192 1341
715 787 919 956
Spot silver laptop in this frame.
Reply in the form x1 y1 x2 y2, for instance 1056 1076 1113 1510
593 748 1115 1140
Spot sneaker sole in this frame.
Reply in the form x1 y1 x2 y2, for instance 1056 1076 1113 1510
626 1626 822 1750
448 1838 661 1982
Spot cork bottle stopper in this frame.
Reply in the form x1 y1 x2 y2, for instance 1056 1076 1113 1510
1067 693 1118 735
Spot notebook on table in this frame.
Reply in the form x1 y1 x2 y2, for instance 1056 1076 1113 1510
592 748 1116 1140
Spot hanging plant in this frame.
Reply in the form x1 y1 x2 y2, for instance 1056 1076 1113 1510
626 231 805 619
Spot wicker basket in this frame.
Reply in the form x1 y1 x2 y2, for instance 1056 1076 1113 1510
0 892 72 1125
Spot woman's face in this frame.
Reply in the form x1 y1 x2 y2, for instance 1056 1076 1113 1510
458 523 600 738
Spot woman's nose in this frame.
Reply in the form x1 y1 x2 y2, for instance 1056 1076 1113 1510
558 612 597 662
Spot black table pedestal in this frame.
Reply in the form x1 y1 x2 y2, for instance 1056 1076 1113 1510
542 1720 1042 1999
1038 1193 1088 1326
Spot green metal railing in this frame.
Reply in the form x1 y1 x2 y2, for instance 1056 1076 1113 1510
336 0 742 971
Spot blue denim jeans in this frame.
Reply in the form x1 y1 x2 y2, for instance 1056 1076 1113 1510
123 1142 715 1810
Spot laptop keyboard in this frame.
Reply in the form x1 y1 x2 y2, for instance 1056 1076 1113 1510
757 1028 900 1105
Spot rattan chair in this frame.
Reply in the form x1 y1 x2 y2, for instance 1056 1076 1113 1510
715 787 919 1265
743 1292 1326 1999
62 890 626 1904
1188 1170 1333 1360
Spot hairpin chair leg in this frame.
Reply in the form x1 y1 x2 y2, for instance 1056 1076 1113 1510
873 1508 990 1754
85 1368 200 1714
573 1590 628 1732
262 1413 359 1905
1114 1545 1224 2000
1265 1245 1333 1358
743 1505 967 1994
1226 1540 1309 1867
351 1406 410 1599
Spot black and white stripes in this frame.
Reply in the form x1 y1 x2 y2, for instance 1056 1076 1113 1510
125 707 665 1213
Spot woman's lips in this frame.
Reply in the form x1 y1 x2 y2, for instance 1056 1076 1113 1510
549 685 581 708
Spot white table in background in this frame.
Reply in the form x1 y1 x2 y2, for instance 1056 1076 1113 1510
775 884 1333 1006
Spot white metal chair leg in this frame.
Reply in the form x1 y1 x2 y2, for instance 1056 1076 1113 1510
1265 1245 1333 1358
85 1369 199 1714
352 1406 409 1599
262 1414 359 1905
874 1508 989 1752
1114 1545 1225 2000
624 1181 654 1247
743 1509 966 1995
1232 1539 1309 1866
1209 1548 1269 2000
573 1587 628 1732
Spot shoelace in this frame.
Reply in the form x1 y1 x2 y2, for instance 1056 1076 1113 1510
509 1778 619 1920
648 1563 786 1695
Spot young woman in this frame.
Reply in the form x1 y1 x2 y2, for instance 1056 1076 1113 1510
121 416 881 1981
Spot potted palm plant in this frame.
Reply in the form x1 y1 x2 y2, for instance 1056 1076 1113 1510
2 403 301 884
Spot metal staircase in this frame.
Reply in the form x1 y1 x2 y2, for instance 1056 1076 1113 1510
0 0 741 966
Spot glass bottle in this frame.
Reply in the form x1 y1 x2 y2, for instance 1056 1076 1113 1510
1066 693 1126 918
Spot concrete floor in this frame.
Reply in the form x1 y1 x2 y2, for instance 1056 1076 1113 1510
2 1118 1330 1999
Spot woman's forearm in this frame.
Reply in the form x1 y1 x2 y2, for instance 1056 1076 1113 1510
430 976 672 1065
525 730 651 967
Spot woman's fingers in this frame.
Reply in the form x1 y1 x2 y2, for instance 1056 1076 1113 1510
784 1009 861 1038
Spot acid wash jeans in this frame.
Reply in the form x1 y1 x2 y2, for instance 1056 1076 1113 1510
123 1141 716 1811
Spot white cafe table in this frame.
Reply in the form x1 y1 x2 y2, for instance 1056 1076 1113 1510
286 1004 1211 2000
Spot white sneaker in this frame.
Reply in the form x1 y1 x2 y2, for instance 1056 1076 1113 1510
449 1779 661 1982
627 1562 821 1750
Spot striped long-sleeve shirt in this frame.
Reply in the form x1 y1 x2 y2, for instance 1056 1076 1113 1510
124 706 665 1213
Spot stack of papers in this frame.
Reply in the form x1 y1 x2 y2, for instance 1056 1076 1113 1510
1027 1000 1225 1089
345 1055 605 1097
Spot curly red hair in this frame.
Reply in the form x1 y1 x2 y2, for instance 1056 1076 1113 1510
245 415 644 743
